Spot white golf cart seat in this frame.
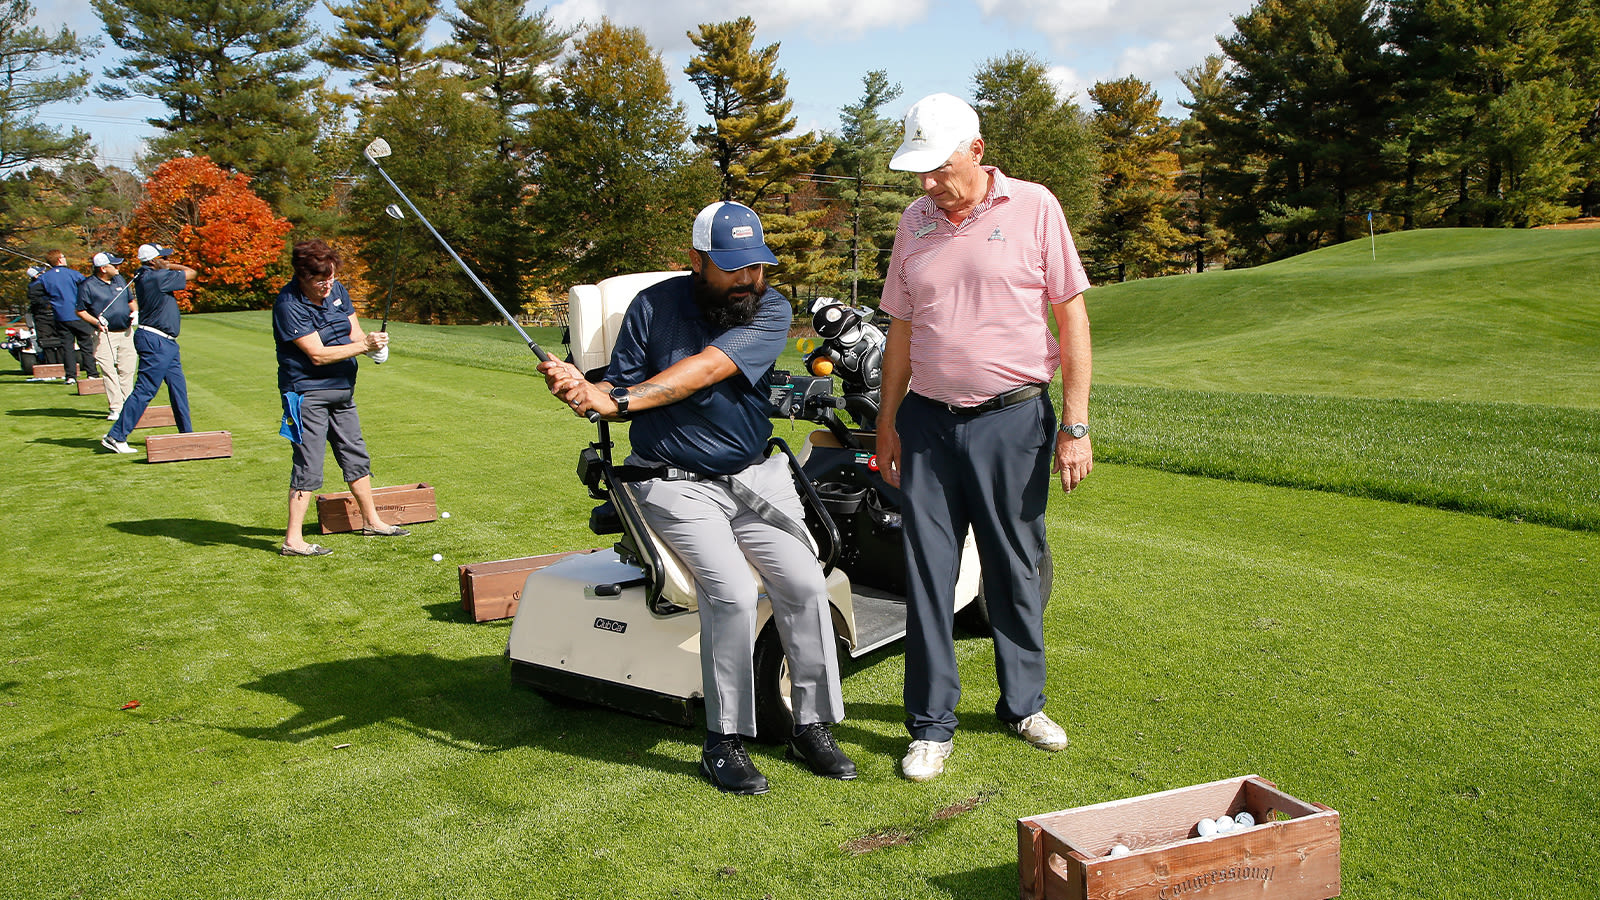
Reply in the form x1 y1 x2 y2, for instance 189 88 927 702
567 271 844 617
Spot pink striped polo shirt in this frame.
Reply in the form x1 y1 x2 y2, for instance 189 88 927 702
881 167 1090 406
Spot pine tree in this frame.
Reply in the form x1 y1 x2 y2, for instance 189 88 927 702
92 0 319 210
820 70 915 307
971 52 1099 228
1087 77 1186 282
443 0 570 162
526 19 715 291
685 17 839 300
314 0 442 94
1177 56 1235 271
1 0 95 176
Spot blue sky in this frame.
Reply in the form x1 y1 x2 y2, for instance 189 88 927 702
33 0 1255 170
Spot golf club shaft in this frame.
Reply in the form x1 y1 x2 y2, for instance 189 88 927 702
362 157 549 362
381 237 400 333
3 245 47 265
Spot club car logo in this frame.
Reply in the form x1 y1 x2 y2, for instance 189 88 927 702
593 617 627 634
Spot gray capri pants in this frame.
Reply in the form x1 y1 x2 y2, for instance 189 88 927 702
289 388 372 491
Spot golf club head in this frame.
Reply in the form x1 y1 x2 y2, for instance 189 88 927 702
384 203 405 220
363 138 392 161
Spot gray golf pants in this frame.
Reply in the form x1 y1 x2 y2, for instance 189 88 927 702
634 455 845 737
899 391 1056 741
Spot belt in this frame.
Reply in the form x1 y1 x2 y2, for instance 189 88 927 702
138 325 176 341
614 464 718 483
924 383 1046 416
613 459 814 551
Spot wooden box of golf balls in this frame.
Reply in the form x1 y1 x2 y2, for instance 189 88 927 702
1018 774 1340 900
459 549 602 622
316 482 437 534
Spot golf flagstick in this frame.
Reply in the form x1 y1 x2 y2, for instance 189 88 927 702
360 138 597 420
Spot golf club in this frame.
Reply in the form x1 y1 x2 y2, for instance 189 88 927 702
3 245 47 265
361 138 596 418
368 203 406 365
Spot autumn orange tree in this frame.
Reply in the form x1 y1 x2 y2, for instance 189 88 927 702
120 156 292 311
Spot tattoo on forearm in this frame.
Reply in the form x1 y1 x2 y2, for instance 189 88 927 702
629 381 686 406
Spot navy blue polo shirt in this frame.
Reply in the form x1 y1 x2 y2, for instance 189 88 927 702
605 274 790 475
273 280 360 393
77 276 133 330
38 265 86 322
134 265 189 337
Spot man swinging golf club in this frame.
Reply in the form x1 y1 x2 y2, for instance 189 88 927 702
539 202 856 794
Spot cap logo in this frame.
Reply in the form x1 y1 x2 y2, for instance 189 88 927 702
911 127 927 145
730 225 754 240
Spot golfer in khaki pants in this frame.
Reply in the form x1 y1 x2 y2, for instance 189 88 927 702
76 251 139 420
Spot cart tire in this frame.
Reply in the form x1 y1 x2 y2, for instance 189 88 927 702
955 541 1054 636
752 619 794 744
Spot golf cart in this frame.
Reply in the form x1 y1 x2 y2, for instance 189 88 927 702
4 310 38 375
505 274 1038 742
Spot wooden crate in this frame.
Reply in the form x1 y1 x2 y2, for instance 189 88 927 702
146 430 233 463
33 363 65 378
1019 775 1340 900
134 405 175 429
76 377 106 395
459 550 602 622
317 482 437 534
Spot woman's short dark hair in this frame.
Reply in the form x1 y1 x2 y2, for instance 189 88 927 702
291 239 341 280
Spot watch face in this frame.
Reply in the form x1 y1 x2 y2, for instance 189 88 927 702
1064 423 1088 438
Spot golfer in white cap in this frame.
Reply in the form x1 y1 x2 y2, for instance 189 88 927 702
102 244 198 454
877 93 1094 782
76 251 139 420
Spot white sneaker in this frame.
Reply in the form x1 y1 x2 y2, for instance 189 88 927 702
901 739 953 782
101 435 135 454
1010 711 1068 751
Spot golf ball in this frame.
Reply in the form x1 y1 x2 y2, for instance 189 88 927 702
1234 811 1256 829
1107 843 1131 858
1196 817 1218 837
432 553 443 561
1216 814 1235 833
441 511 450 518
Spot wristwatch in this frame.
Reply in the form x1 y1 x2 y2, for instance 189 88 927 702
1059 422 1089 439
609 386 631 419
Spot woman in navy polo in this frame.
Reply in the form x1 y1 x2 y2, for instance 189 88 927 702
273 239 408 556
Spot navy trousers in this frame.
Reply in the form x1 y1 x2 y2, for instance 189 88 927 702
898 391 1056 742
108 329 192 441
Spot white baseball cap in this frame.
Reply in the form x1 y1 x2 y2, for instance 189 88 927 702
889 93 982 173
137 243 174 262
92 251 124 268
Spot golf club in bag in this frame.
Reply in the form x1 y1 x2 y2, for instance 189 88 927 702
367 203 405 365
360 138 596 417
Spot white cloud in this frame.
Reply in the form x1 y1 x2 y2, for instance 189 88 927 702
975 0 1244 46
548 0 928 49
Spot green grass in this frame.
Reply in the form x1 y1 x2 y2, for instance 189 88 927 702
5 228 1599 898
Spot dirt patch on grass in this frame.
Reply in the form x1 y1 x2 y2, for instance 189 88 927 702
933 791 995 820
842 828 914 855
1537 217 1600 229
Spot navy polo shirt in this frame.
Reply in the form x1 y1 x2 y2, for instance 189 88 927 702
134 265 189 337
273 280 360 394
77 276 133 330
605 274 790 475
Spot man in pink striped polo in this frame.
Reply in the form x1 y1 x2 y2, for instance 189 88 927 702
876 92 1094 782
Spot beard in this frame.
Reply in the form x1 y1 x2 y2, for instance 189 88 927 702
691 267 764 333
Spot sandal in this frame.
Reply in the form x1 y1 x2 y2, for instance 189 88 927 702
360 525 410 537
280 543 333 557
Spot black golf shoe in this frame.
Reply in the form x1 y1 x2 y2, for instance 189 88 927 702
700 736 769 795
786 722 858 780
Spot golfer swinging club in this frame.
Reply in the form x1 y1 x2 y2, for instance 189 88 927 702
539 202 855 795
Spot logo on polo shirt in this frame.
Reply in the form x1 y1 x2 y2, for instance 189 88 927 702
989 227 1005 242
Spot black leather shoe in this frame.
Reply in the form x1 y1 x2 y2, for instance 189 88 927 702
700 737 769 795
786 722 858 780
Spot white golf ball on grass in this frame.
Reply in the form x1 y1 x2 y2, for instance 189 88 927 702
432 553 443 562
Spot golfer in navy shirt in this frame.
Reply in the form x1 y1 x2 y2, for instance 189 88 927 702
101 244 197 454
273 239 408 557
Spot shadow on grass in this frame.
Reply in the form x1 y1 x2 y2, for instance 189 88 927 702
8 406 106 418
930 863 1018 898
34 435 114 452
110 517 282 552
221 652 692 778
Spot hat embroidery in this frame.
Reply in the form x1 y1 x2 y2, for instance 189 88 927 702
912 127 927 145
730 225 754 240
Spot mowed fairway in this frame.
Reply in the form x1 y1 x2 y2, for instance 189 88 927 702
4 229 1597 899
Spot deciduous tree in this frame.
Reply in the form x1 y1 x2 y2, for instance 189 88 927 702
971 52 1098 229
121 156 292 311
1087 77 1186 281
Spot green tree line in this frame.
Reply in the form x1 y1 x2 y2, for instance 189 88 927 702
4 0 1597 316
